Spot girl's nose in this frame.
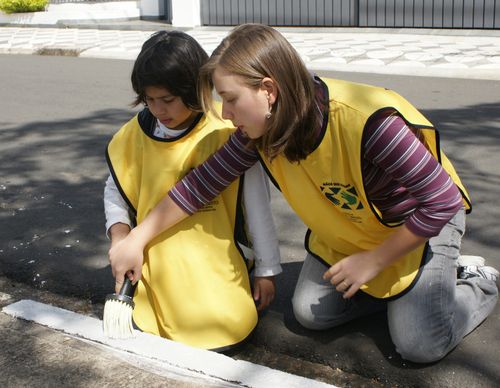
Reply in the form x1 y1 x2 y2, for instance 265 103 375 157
221 104 232 120
155 102 167 114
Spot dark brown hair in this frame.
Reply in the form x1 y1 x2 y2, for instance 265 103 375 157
199 24 320 162
131 30 208 111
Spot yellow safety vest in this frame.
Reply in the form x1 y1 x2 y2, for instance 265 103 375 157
260 77 470 299
107 108 257 350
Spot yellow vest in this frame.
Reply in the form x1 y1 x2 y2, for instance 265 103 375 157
260 78 471 299
107 108 257 350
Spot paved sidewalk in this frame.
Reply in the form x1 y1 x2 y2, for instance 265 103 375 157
1 24 500 79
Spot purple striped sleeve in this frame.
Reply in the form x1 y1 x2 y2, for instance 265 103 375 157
363 112 463 237
168 128 259 214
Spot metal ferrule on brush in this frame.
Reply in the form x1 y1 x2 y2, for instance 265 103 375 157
105 292 135 309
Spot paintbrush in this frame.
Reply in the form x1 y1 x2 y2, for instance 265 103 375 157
103 276 136 339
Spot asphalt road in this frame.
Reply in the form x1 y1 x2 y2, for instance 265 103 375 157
1 54 499 387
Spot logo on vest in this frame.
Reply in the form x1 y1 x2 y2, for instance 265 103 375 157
321 183 364 212
199 199 219 212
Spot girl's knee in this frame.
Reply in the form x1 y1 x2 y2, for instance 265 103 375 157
394 338 448 363
388 302 453 363
291 296 322 330
390 322 450 363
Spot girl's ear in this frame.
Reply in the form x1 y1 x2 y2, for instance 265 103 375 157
261 77 278 105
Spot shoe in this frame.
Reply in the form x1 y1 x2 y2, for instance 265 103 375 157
458 265 499 282
457 255 485 267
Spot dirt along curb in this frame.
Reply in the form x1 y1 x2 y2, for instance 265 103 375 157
0 275 379 387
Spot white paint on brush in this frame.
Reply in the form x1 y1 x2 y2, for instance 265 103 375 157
103 299 135 339
3 300 337 388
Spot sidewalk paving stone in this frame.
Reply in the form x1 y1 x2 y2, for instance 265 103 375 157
1 25 500 79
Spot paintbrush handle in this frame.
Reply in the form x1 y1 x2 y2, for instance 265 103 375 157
119 276 136 297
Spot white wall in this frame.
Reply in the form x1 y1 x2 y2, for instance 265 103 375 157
171 0 201 27
0 2 141 24
139 0 201 26
140 0 160 18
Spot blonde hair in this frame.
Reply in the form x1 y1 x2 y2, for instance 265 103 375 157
199 24 320 162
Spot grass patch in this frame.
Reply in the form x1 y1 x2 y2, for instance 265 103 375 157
0 0 48 14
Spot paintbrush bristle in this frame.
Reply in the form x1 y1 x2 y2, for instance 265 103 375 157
103 298 135 339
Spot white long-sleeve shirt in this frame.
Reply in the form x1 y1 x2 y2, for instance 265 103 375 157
104 120 281 277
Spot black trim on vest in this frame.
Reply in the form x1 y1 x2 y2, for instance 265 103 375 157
459 187 472 214
105 146 137 227
310 77 330 153
234 173 249 246
256 153 281 192
137 108 203 142
430 128 471 214
210 327 254 353
137 108 156 135
132 311 255 353
221 173 258 351
303 229 428 301
233 173 255 273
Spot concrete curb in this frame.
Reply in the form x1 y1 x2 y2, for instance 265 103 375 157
3 299 336 388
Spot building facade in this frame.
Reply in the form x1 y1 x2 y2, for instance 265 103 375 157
163 0 500 29
39 1 499 29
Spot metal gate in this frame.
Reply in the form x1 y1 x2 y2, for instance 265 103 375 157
201 0 358 26
163 0 172 23
359 0 499 28
200 0 500 29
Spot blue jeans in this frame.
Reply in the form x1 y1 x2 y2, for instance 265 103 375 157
292 209 498 363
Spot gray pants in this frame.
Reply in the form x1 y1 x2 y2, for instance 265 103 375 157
292 209 498 363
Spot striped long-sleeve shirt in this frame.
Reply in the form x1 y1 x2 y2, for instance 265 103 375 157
362 110 463 237
169 87 463 238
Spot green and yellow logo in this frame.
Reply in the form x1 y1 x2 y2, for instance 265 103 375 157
321 183 364 211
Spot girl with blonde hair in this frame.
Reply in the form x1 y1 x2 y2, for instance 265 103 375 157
109 24 498 362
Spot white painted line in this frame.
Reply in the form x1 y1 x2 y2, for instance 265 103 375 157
2 300 336 388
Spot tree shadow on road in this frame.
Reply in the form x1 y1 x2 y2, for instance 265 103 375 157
0 108 133 302
422 102 500 258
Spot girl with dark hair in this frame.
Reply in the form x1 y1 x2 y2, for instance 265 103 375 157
104 30 281 351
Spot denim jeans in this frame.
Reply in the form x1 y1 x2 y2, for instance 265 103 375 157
292 209 498 363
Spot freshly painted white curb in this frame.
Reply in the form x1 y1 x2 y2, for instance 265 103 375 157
3 300 336 388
